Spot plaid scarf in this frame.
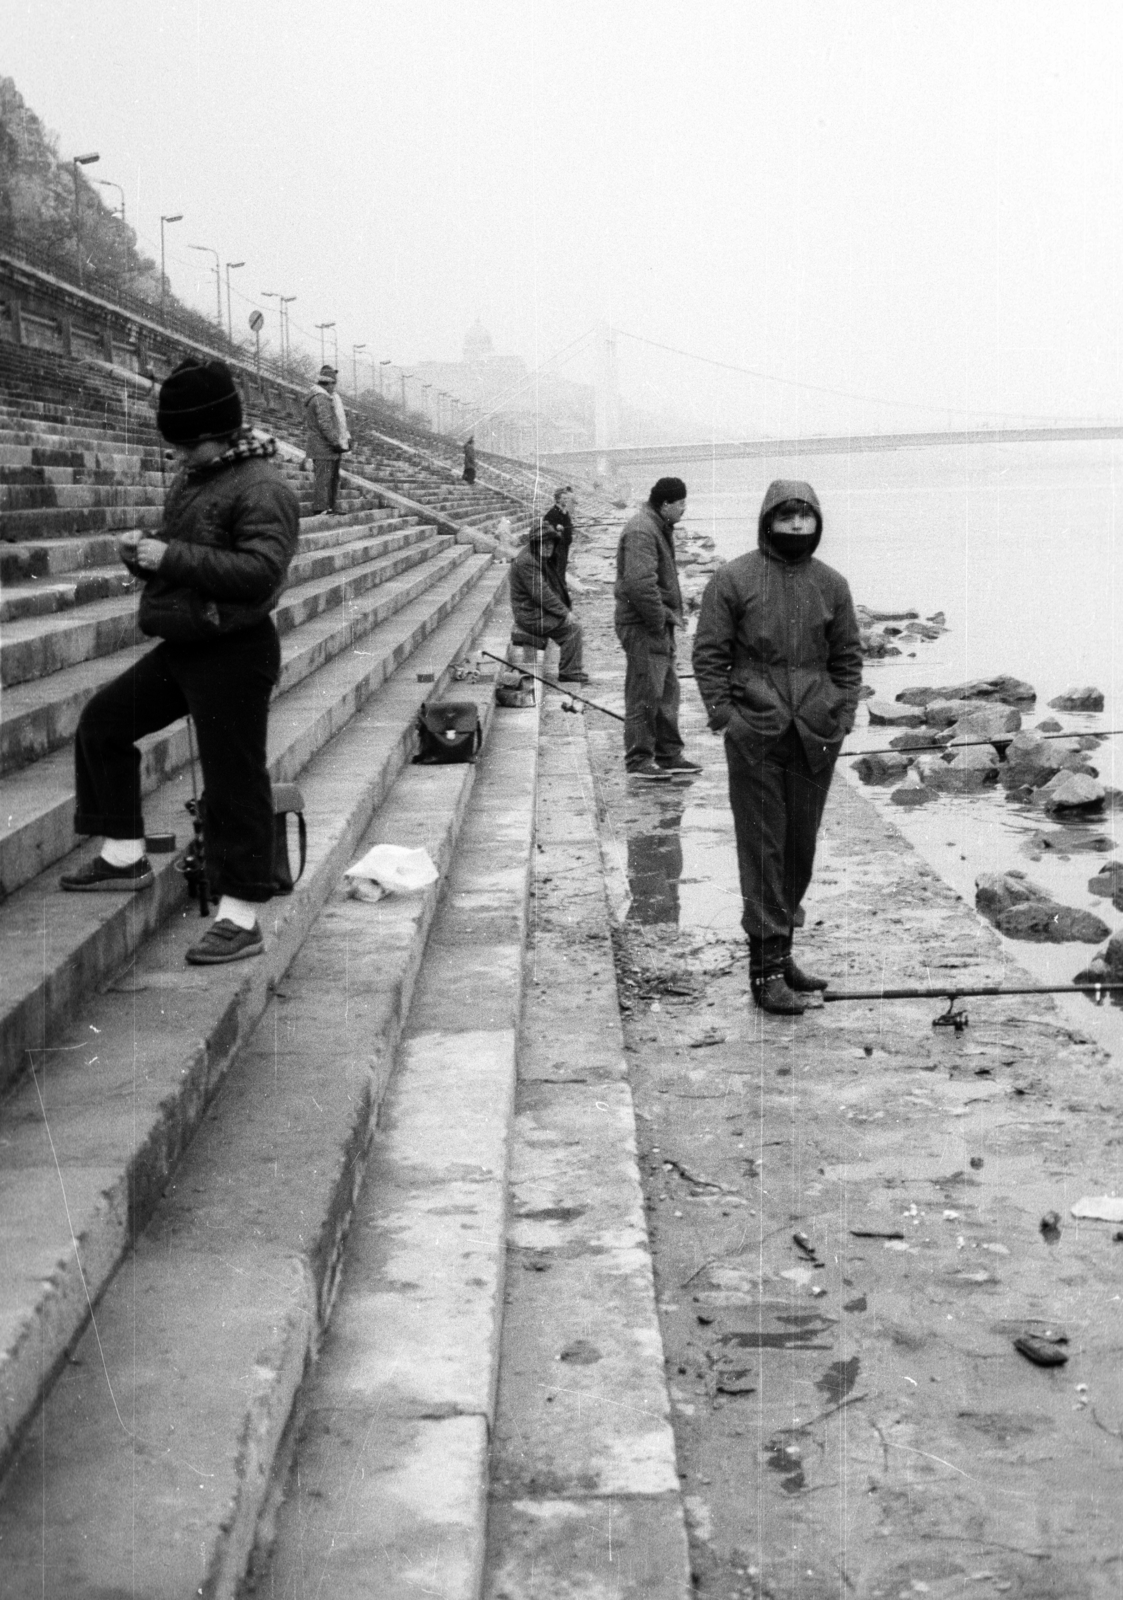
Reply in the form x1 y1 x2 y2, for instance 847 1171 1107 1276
188 427 278 478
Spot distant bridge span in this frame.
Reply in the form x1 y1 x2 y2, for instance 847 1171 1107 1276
545 424 1123 470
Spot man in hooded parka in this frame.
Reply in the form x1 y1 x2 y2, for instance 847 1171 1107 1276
692 480 862 1013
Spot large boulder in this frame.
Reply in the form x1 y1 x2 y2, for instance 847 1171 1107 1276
946 705 1022 746
1048 686 1105 713
1040 772 1107 813
896 676 1036 708
866 699 927 728
922 746 999 792
995 902 1111 943
1088 861 1123 911
890 768 938 806
923 698 986 729
890 728 948 751
852 750 913 785
976 869 1052 922
999 732 1063 790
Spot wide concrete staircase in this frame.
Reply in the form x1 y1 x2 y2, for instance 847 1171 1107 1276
0 347 544 1594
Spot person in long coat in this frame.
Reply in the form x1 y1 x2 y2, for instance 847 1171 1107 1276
304 365 348 513
692 479 862 1013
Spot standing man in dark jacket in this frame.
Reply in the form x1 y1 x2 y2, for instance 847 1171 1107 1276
692 479 862 1013
614 476 700 779
509 519 587 682
304 365 348 514
543 484 576 585
61 358 301 966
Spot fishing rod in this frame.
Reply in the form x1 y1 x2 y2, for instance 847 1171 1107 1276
844 727 1121 760
821 980 1123 1033
479 649 625 722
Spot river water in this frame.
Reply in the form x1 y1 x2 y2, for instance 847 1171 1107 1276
639 441 1123 1049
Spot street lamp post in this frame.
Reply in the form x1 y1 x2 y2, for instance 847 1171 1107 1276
421 384 432 429
351 344 366 397
315 322 335 367
72 153 99 287
96 178 125 228
225 261 244 345
188 243 222 327
379 358 392 399
399 371 408 411
159 212 183 323
280 296 297 377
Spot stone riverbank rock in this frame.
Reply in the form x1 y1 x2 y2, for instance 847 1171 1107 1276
975 869 1052 921
866 700 927 728
889 769 938 806
896 676 1036 708
1048 686 1105 712
1040 772 1107 813
890 728 949 751
852 750 913 785
1088 861 1123 911
946 705 1022 745
999 732 1063 790
921 699 983 729
995 902 1112 943
914 745 999 793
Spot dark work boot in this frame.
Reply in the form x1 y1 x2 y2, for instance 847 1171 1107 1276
751 972 807 1014
749 936 807 1014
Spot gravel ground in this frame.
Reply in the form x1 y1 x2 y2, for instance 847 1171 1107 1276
563 522 1123 1600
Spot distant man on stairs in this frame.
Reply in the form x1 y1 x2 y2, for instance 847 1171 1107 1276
304 364 350 514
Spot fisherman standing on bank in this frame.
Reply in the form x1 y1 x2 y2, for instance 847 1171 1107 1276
692 480 862 1013
614 476 701 780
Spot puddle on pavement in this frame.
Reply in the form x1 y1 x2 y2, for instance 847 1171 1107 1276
623 784 742 933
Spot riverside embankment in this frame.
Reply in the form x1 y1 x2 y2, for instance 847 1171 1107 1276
550 512 1123 1599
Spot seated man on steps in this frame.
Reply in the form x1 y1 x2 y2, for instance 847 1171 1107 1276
508 517 588 684
60 357 300 967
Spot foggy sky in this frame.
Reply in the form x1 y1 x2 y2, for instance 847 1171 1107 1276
6 0 1122 439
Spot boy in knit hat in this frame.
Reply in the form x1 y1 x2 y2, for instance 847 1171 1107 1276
61 358 300 966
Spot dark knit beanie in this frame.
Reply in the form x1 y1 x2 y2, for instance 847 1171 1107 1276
649 476 687 510
157 358 243 444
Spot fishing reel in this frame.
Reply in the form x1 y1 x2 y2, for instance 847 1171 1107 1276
176 795 210 917
932 995 970 1033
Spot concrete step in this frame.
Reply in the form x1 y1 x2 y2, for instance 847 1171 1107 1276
0 463 168 489
0 503 408 587
0 481 167 512
0 585 510 1534
0 536 466 896
251 681 539 1599
0 519 440 689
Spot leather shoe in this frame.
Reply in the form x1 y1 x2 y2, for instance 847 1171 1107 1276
750 973 807 1015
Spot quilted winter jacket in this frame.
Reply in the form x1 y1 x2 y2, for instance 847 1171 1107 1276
614 503 684 638
691 480 862 771
136 449 300 641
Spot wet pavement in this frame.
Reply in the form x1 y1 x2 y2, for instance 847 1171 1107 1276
568 557 1123 1600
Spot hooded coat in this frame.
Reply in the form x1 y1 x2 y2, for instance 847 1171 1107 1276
691 479 862 771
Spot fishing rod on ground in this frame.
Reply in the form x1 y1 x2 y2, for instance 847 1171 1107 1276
843 728 1123 760
819 980 1123 1033
479 649 625 722
175 716 211 917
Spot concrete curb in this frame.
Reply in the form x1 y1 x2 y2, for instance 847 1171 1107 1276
256 698 541 1599
484 694 693 1598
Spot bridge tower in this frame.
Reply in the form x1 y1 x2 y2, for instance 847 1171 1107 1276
594 322 620 464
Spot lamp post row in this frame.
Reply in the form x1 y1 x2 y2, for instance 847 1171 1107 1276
72 158 463 433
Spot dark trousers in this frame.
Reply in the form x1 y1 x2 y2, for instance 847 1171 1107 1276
725 723 836 954
74 620 282 902
312 454 341 512
617 625 683 770
511 616 583 675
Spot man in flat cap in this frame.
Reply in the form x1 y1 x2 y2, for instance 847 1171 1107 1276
304 364 350 514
